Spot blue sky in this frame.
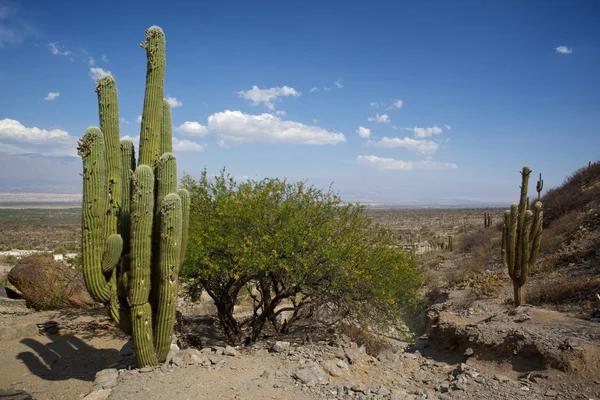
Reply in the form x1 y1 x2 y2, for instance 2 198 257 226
0 0 599 204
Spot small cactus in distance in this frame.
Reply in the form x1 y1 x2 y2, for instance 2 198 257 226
536 173 543 200
448 235 453 251
78 26 190 367
501 166 543 307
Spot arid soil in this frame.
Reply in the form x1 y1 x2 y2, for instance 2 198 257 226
1 290 600 400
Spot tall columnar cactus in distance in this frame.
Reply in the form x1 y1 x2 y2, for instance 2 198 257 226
78 26 190 367
484 212 492 228
448 235 453 252
501 166 543 307
536 173 543 200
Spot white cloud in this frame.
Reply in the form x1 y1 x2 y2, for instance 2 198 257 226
310 87 319 92
0 5 36 48
165 96 182 108
275 110 286 116
368 136 439 155
356 126 371 139
135 115 142 123
323 87 331 91
120 117 131 124
48 42 71 56
88 57 95 66
0 118 77 156
172 137 205 152
177 121 208 137
207 110 346 145
89 67 112 80
357 155 457 171
237 85 301 110
121 135 139 148
370 102 381 108
445 125 452 131
335 80 343 88
413 125 443 138
386 99 403 110
312 118 317 124
368 113 390 123
555 46 572 54
43 92 59 101
101 54 109 62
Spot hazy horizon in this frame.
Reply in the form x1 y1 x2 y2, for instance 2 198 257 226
1 1 598 204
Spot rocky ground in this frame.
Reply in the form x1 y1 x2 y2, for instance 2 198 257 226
1 290 599 400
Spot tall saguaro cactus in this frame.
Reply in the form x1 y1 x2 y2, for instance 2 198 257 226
78 26 190 367
501 166 543 307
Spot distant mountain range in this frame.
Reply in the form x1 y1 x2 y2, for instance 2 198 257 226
0 152 511 208
0 153 81 193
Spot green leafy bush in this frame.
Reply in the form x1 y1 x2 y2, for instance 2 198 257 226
181 169 423 345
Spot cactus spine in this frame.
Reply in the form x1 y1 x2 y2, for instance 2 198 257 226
501 166 543 307
78 26 190 367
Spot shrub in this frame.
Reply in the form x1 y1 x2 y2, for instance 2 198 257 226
542 161 600 226
340 322 392 356
539 210 584 254
181 169 423 345
459 229 492 254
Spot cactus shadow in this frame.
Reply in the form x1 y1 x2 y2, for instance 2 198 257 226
17 334 119 382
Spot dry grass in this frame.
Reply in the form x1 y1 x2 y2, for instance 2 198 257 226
340 322 392 357
542 161 600 226
539 210 585 254
527 275 600 309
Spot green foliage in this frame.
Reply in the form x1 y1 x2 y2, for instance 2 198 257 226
182 169 423 345
77 26 190 367
501 166 543 307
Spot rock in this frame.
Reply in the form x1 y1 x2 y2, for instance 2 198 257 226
164 343 180 365
335 359 349 370
545 390 558 397
321 359 344 377
0 389 33 400
171 348 208 366
333 346 346 360
0 322 38 341
514 313 532 323
293 365 326 387
351 383 368 394
493 374 511 382
213 346 225 355
83 389 111 400
270 341 291 353
377 349 399 363
223 346 237 356
8 254 95 309
200 347 213 354
464 347 474 356
93 368 119 390
0 284 22 299
344 347 361 365
377 386 391 396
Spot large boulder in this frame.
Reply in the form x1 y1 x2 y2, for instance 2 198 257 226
8 254 95 310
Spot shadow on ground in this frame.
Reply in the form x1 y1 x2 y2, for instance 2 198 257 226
17 334 118 382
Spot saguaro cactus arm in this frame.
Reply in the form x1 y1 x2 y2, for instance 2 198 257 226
78 127 111 303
